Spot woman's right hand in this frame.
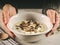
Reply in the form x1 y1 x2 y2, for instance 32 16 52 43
45 9 59 37
0 4 16 38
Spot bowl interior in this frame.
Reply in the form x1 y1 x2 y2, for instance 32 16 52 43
7 12 53 35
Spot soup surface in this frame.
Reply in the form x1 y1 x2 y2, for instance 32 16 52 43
13 20 47 34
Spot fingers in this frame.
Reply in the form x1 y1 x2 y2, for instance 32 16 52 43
46 10 55 24
2 23 15 38
10 31 16 38
45 30 54 37
52 12 60 32
2 19 15 38
6 11 10 23
2 11 10 25
46 9 59 37
45 10 59 37
46 10 52 23
51 11 55 24
2 11 7 24
0 4 16 38
0 12 15 38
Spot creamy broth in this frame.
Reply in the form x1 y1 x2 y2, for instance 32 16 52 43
13 20 47 34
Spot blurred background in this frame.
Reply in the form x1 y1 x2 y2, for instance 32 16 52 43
0 0 60 9
0 0 60 12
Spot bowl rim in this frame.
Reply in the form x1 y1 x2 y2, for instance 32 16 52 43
7 12 53 35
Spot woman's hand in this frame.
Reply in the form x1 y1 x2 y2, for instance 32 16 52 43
0 4 16 38
45 9 60 37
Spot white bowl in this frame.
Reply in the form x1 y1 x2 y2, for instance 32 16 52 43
7 11 53 42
